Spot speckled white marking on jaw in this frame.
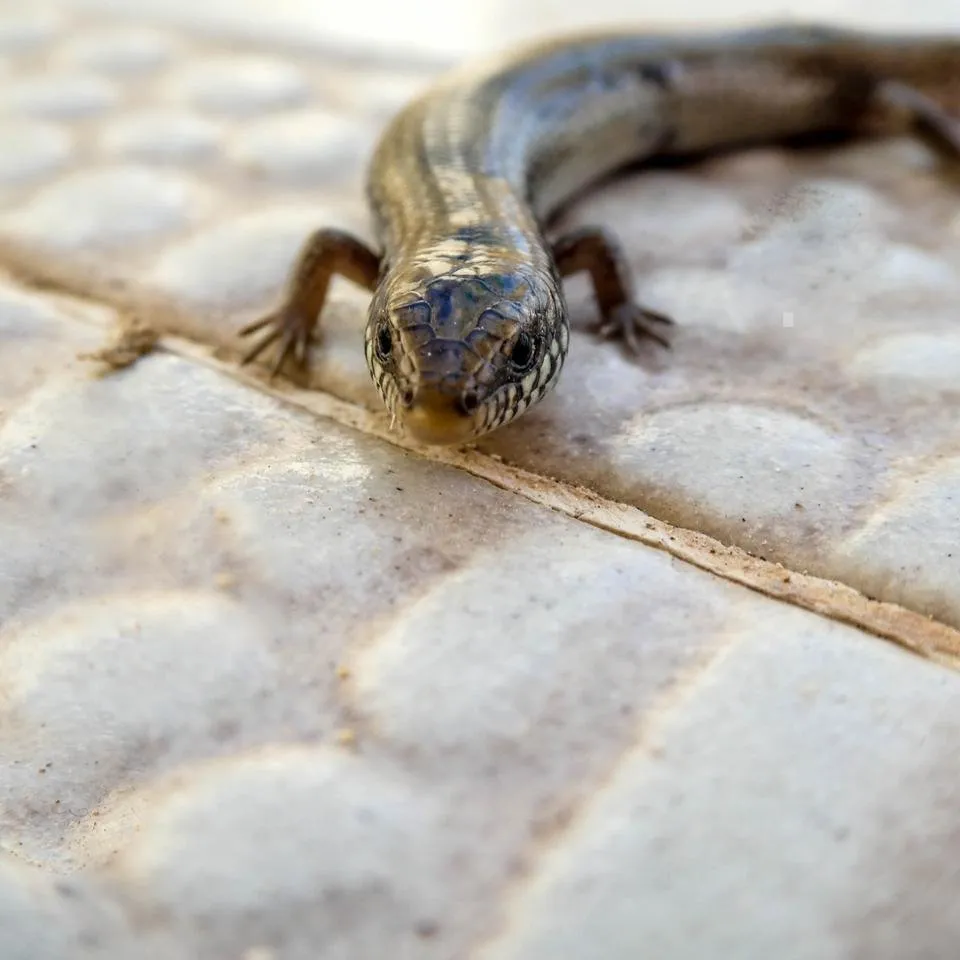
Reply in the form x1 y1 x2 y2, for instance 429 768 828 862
521 371 537 394
541 352 553 380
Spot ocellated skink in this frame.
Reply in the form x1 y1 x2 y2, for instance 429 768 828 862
239 23 960 444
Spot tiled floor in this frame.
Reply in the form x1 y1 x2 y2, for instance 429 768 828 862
1 3 959 958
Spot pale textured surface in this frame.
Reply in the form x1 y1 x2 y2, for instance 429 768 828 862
1 2 959 958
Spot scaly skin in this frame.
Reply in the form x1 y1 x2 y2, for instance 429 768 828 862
240 24 960 445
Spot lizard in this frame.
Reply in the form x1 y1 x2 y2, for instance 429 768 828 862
238 23 960 445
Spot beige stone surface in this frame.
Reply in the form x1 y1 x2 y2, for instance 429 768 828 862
1 2 959 958
2 4 958 627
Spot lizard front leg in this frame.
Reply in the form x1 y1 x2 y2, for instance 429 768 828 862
239 228 381 377
552 226 674 355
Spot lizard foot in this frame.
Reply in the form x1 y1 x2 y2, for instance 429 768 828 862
590 301 674 355
238 304 315 379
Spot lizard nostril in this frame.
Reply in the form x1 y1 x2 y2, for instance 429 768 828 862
400 386 414 407
459 389 480 415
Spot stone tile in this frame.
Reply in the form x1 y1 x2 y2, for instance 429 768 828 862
2 276 897 959
0 72 120 120
146 204 369 311
56 26 180 74
478 612 960 960
831 456 960 627
0 3 959 958
0 166 219 251
0 120 73 187
845 330 960 394
159 56 311 117
104 746 453 958
48 0 960 58
225 108 376 185
99 110 222 164
0 593 281 864
0 304 310 637
0 10 63 56
350 528 741 790
559 171 751 268
0 282 104 400
600 401 863 556
12 474 845 959
0 351 293 521
0 858 129 960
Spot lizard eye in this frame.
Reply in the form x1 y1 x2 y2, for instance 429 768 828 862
509 331 537 371
375 322 393 360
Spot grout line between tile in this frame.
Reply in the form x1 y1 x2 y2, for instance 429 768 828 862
157 333 960 671
2 249 957 670
468 632 742 959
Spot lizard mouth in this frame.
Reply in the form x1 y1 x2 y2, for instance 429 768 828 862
398 385 481 445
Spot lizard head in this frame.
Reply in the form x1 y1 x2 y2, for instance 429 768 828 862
364 247 569 445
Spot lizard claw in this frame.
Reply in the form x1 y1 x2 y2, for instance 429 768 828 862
238 304 314 379
591 301 674 355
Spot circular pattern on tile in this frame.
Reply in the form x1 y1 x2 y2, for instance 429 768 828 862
0 72 119 119
565 172 749 264
57 27 178 74
162 57 309 116
831 455 960 628
226 108 372 182
846 331 960 395
350 530 736 764
100 111 221 163
0 859 72 960
635 266 780 332
0 165 215 251
865 244 958 294
147 205 362 308
108 747 446 928
0 593 279 846
0 10 61 55
730 178 898 296
604 401 861 543
0 121 72 186
0 353 290 518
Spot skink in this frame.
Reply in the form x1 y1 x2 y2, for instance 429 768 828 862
239 23 960 445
